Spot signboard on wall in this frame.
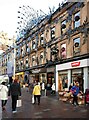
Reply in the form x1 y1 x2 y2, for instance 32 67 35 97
47 67 55 72
71 62 80 67
56 59 89 71
32 69 40 73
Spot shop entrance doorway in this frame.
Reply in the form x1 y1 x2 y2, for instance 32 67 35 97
47 72 54 86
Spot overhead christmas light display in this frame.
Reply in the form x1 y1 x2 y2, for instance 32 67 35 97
16 5 47 40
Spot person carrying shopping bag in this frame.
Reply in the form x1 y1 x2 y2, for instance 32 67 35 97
0 81 8 111
8 78 21 113
32 82 41 105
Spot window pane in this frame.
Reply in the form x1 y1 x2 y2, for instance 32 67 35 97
51 27 55 39
74 11 80 28
61 43 66 59
73 38 80 55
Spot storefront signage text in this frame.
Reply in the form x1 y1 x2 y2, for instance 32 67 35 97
32 69 40 73
71 61 80 67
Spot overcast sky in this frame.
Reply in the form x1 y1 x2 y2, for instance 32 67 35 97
0 0 64 38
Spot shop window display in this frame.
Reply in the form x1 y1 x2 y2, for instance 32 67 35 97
58 70 84 105
58 73 68 91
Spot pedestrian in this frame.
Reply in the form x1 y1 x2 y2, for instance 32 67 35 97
32 81 41 105
8 78 21 113
41 82 45 96
70 82 80 106
42 82 45 90
51 83 56 95
0 81 8 111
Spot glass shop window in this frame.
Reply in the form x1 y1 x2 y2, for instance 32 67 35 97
58 72 68 91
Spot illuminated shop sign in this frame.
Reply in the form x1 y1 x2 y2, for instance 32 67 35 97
71 61 80 67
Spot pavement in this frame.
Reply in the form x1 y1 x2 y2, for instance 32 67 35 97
1 88 89 119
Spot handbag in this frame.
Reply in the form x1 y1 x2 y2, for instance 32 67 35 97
17 99 22 107
32 95 34 104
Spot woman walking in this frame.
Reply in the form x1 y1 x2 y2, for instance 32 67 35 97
32 82 41 105
0 81 8 111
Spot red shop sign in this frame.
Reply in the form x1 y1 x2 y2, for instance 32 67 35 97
71 61 80 67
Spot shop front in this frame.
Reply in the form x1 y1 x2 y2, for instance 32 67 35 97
56 58 89 93
30 69 40 83
29 67 47 84
47 66 55 87
58 70 68 91
39 68 47 84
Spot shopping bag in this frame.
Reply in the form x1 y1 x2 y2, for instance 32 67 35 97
32 95 34 104
17 99 22 107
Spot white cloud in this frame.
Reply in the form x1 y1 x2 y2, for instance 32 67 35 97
0 0 63 38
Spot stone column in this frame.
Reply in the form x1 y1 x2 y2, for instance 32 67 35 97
83 67 89 93
68 70 71 89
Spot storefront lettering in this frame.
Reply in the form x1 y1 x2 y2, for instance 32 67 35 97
32 69 40 73
71 62 80 67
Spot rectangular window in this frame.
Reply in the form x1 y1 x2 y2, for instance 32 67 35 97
61 20 66 34
74 11 80 28
40 34 44 45
32 41 36 49
51 27 55 39
60 43 66 59
26 43 30 53
20 60 23 69
26 58 28 68
40 52 44 64
73 37 80 56
32 55 35 66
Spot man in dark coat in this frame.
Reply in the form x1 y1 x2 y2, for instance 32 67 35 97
8 79 21 113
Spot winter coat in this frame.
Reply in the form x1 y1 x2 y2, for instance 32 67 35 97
8 82 21 96
0 84 8 100
33 85 41 95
